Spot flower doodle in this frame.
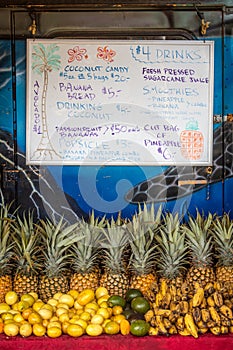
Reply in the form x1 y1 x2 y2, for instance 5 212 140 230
67 46 88 62
97 46 116 63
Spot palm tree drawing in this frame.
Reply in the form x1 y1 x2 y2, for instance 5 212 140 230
31 43 61 160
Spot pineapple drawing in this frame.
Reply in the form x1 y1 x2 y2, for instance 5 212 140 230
180 119 204 161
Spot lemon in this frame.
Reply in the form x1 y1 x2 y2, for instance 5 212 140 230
68 290 79 300
0 303 11 314
77 289 95 306
19 322 33 337
38 307 53 320
112 305 123 316
85 302 99 311
21 294 35 307
28 292 39 301
53 292 63 301
58 312 70 323
32 323 46 337
59 294 74 308
32 300 44 312
47 321 62 329
111 314 126 324
79 311 91 322
96 307 110 319
47 298 58 308
91 314 104 325
13 313 25 323
104 320 120 335
67 324 84 337
56 307 68 318
97 295 110 306
4 322 19 336
5 291 18 306
47 326 62 338
74 300 84 310
61 320 70 334
21 308 33 320
28 311 42 325
86 324 103 336
56 302 69 310
1 312 14 321
95 287 109 300
75 319 88 331
17 301 30 312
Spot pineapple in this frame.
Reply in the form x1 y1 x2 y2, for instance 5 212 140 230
0 202 15 302
182 211 215 291
38 217 80 302
12 211 43 296
155 212 189 289
99 215 129 297
127 204 162 295
211 213 233 288
69 212 105 292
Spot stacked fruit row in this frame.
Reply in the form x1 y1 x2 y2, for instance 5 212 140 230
0 287 151 338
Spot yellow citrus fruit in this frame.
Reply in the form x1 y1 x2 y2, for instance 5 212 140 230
28 311 42 325
53 292 63 301
85 302 99 311
111 314 125 324
5 291 18 305
56 303 69 310
47 321 62 329
74 300 84 310
99 301 108 309
0 303 11 314
68 290 79 300
22 308 33 320
56 307 68 318
11 303 19 311
32 323 46 337
42 304 54 312
13 313 24 323
77 289 95 306
58 312 69 323
19 322 33 337
97 307 110 319
95 287 109 300
4 322 19 336
21 294 35 307
84 308 96 317
59 294 74 308
91 314 104 325
49 316 59 322
79 311 91 322
67 324 84 337
102 318 111 328
28 292 38 301
74 319 87 331
47 326 62 338
97 295 110 306
38 307 53 320
1 312 13 321
112 305 123 316
32 300 44 312
104 320 120 335
17 301 30 312
47 298 58 308
86 323 103 336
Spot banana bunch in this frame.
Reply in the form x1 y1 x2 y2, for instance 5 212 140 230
148 280 233 337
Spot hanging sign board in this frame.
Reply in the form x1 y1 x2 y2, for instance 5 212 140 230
26 39 214 166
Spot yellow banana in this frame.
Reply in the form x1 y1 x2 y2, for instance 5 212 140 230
168 311 177 324
156 309 171 317
163 317 172 329
210 326 221 335
219 305 233 319
178 328 191 336
192 287 204 307
209 306 221 326
161 292 171 309
184 313 199 338
207 320 217 328
155 292 163 307
144 309 154 322
160 279 168 296
224 299 233 309
170 301 178 311
199 297 207 309
204 282 214 293
149 326 159 336
192 307 201 323
220 326 229 334
169 285 177 300
176 316 185 331
180 301 189 315
198 327 208 334
213 291 223 307
196 320 207 329
207 295 215 307
201 308 211 323
229 326 233 333
220 314 231 327
168 325 178 335
155 315 168 335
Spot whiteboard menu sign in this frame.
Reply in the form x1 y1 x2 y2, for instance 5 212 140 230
26 39 214 166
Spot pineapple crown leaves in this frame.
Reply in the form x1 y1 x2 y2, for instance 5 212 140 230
38 217 82 277
137 203 162 233
182 211 214 267
99 216 129 273
0 202 16 275
11 211 43 275
155 212 188 279
211 213 233 266
69 215 104 273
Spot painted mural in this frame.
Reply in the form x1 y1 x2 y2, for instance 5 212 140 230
0 34 232 221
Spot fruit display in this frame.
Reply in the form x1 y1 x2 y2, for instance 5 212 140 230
0 287 151 338
0 201 233 339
